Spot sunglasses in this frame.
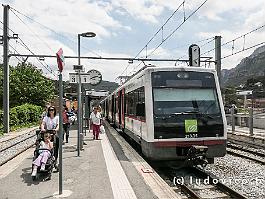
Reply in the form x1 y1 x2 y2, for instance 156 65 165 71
49 109 54 111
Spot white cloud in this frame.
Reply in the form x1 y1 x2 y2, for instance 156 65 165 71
4 0 129 39
112 0 165 23
1 0 265 82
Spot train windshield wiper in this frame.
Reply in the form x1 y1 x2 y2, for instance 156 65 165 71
170 111 215 119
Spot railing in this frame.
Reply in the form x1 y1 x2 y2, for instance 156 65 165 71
226 107 265 136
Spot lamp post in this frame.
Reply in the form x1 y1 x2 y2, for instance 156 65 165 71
77 32 96 156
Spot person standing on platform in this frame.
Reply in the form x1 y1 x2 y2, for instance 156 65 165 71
62 106 71 143
90 107 101 140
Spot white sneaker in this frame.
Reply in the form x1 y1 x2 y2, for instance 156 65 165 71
40 164 45 171
31 169 37 176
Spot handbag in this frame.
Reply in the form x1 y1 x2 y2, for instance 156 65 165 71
100 125 105 134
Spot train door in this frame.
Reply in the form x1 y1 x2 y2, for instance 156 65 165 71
111 95 115 123
118 90 122 128
121 88 125 130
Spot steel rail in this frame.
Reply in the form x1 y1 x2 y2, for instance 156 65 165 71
0 143 35 167
0 134 36 153
227 148 265 165
193 167 248 199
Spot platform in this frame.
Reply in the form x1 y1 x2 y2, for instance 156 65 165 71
0 122 181 199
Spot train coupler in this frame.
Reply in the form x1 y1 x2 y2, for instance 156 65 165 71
186 145 208 167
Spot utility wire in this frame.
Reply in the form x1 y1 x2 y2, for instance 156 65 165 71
0 20 16 34
221 41 265 60
118 1 185 78
1 18 56 76
147 0 208 58
201 23 265 57
10 6 102 57
133 1 185 59
118 0 208 79
10 9 54 52
16 39 56 75
222 24 265 47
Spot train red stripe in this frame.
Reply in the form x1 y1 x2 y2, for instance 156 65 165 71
153 140 225 147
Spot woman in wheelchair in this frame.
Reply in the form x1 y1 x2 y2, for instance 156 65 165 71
31 132 53 177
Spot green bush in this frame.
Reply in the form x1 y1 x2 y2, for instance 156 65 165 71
0 103 42 134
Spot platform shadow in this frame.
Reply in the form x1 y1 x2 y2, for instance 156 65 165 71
20 160 53 186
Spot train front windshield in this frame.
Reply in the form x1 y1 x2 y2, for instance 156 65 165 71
153 88 220 115
151 71 224 139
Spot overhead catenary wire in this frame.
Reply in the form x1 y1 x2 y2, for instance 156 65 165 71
10 9 54 52
16 38 56 76
9 6 102 57
147 0 208 58
200 23 265 57
221 41 265 60
117 1 186 79
118 0 208 79
1 18 56 76
133 1 185 60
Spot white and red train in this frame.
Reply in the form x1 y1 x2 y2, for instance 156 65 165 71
101 66 227 163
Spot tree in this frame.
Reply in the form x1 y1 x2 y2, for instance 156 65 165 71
223 86 237 105
4 63 56 107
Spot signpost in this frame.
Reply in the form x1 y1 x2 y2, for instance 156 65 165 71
69 68 102 155
56 48 64 195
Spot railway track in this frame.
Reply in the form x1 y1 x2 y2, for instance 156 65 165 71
0 130 36 166
112 124 248 199
227 148 265 165
157 166 247 199
227 143 265 157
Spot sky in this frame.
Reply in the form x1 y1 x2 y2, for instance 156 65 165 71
1 0 265 83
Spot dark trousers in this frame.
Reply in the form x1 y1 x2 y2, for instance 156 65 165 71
54 136 59 162
63 123 70 142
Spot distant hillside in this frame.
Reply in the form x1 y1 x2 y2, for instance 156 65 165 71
82 80 119 92
222 45 265 87
58 80 119 98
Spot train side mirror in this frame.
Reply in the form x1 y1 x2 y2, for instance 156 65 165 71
136 103 145 117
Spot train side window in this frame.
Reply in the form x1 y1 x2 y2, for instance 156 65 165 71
136 103 145 117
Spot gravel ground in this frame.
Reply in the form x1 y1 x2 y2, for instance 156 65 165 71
0 130 36 151
0 131 36 165
203 154 265 199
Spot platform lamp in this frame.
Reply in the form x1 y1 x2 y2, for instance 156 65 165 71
77 32 96 156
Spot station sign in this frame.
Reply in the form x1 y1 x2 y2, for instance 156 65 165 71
69 73 91 83
236 90 253 96
86 90 109 97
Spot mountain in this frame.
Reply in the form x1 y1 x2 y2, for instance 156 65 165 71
222 45 265 87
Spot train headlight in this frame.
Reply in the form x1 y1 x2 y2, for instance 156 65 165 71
177 72 189 79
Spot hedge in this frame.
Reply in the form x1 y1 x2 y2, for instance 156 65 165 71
0 103 43 134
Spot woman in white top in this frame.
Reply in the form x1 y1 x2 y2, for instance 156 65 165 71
90 107 102 140
41 106 59 166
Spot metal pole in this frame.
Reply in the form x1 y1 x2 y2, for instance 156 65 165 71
3 5 10 134
77 34 81 156
215 36 221 86
58 72 63 194
249 93 254 136
249 107 253 136
231 106 235 132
